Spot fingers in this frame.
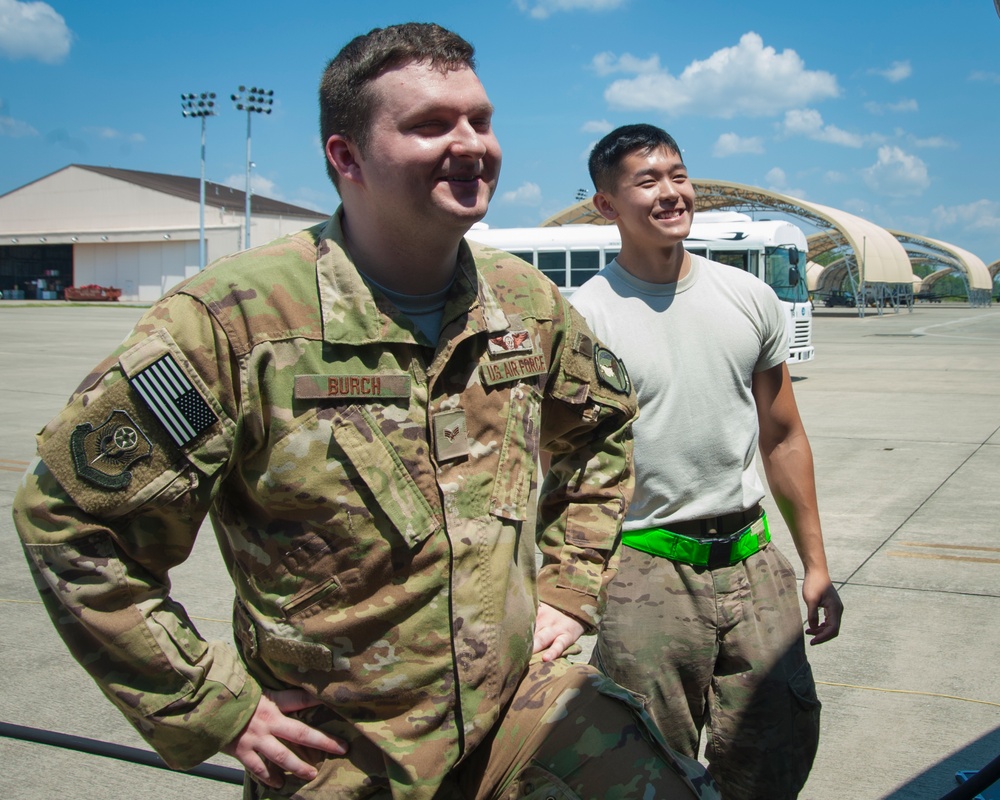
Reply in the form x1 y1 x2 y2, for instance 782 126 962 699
805 590 844 645
223 690 348 789
533 629 570 661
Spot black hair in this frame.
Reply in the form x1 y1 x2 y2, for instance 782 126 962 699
588 123 683 192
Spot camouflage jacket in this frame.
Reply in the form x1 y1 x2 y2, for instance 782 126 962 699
13 212 637 794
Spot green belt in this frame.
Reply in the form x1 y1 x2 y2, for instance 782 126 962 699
623 512 770 569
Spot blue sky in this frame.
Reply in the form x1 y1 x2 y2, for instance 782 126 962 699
1 0 999 264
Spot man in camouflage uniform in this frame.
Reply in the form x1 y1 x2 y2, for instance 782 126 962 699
571 124 844 799
13 24 718 800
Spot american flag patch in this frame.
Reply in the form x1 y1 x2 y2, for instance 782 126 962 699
130 354 217 447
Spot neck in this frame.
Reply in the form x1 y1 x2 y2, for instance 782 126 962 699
341 211 461 295
615 241 690 284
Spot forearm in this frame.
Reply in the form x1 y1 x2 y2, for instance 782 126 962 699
759 429 829 574
14 462 260 769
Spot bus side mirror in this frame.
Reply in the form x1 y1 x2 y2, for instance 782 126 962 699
789 247 800 266
789 267 800 287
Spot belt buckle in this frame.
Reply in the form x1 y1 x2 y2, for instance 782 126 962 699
706 538 733 570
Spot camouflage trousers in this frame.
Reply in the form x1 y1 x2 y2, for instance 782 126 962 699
245 658 719 799
591 542 821 800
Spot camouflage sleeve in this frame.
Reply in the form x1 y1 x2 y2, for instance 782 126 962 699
536 294 638 632
11 292 261 770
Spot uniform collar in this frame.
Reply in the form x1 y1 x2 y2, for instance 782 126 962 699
316 208 511 346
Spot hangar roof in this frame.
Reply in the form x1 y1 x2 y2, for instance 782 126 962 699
3 164 325 220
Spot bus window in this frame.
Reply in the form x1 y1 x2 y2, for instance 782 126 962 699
711 250 750 272
764 246 808 303
537 251 568 287
509 251 534 265
605 250 620 265
570 250 601 287
686 247 707 259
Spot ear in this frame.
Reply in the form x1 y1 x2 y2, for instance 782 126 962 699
325 135 364 187
592 191 619 222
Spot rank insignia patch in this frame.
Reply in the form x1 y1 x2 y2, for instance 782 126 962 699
130 354 217 447
70 410 153 490
593 345 631 395
432 408 469 462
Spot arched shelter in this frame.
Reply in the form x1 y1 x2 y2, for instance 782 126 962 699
542 180 915 315
888 231 992 307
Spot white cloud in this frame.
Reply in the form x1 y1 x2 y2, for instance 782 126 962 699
970 70 1000 84
766 167 786 185
870 60 912 83
779 108 873 148
516 0 626 20
223 172 282 199
713 132 764 157
862 145 929 197
865 98 918 114
601 32 839 118
764 166 806 199
930 199 1000 231
0 0 71 64
85 126 145 144
500 181 543 206
592 51 661 77
0 99 37 136
581 119 613 134
909 134 955 149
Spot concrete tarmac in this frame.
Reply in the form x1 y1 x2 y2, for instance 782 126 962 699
1 301 998 800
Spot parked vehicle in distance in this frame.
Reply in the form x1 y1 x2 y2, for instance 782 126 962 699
468 211 815 364
823 290 856 308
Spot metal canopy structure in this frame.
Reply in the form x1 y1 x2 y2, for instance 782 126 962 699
541 180 992 312
888 230 994 306
544 181 914 314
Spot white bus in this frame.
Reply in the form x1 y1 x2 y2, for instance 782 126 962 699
467 211 815 363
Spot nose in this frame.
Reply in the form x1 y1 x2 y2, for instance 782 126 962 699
450 118 488 158
659 178 679 200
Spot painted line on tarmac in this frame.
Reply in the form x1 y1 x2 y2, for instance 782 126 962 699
0 458 29 473
887 550 1000 565
895 540 1000 553
910 313 1000 339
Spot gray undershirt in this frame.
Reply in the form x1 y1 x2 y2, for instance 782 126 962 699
363 273 455 343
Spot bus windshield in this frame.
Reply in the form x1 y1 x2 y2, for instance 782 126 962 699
764 246 808 303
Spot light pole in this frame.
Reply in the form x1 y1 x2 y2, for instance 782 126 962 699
181 92 216 270
231 86 273 250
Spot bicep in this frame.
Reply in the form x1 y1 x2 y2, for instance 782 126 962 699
752 362 804 452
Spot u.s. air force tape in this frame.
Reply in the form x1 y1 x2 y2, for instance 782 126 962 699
593 344 631 395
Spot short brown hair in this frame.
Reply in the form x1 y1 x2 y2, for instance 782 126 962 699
319 22 476 188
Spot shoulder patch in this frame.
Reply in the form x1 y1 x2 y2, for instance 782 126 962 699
129 354 218 447
593 344 631 395
69 410 153 490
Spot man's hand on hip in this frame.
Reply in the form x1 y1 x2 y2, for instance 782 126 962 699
222 688 348 789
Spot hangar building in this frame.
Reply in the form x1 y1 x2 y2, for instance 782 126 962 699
0 165 328 302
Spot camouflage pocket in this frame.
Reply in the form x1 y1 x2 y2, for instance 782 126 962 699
510 763 579 799
330 404 443 549
490 382 541 521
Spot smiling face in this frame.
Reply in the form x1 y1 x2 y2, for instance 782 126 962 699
336 61 502 240
594 144 695 254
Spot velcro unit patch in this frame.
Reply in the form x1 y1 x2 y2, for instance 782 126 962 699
129 354 217 446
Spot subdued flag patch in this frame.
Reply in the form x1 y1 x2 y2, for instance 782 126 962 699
130 354 217 446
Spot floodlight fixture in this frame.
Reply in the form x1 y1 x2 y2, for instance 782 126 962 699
181 90 217 269
232 85 275 249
